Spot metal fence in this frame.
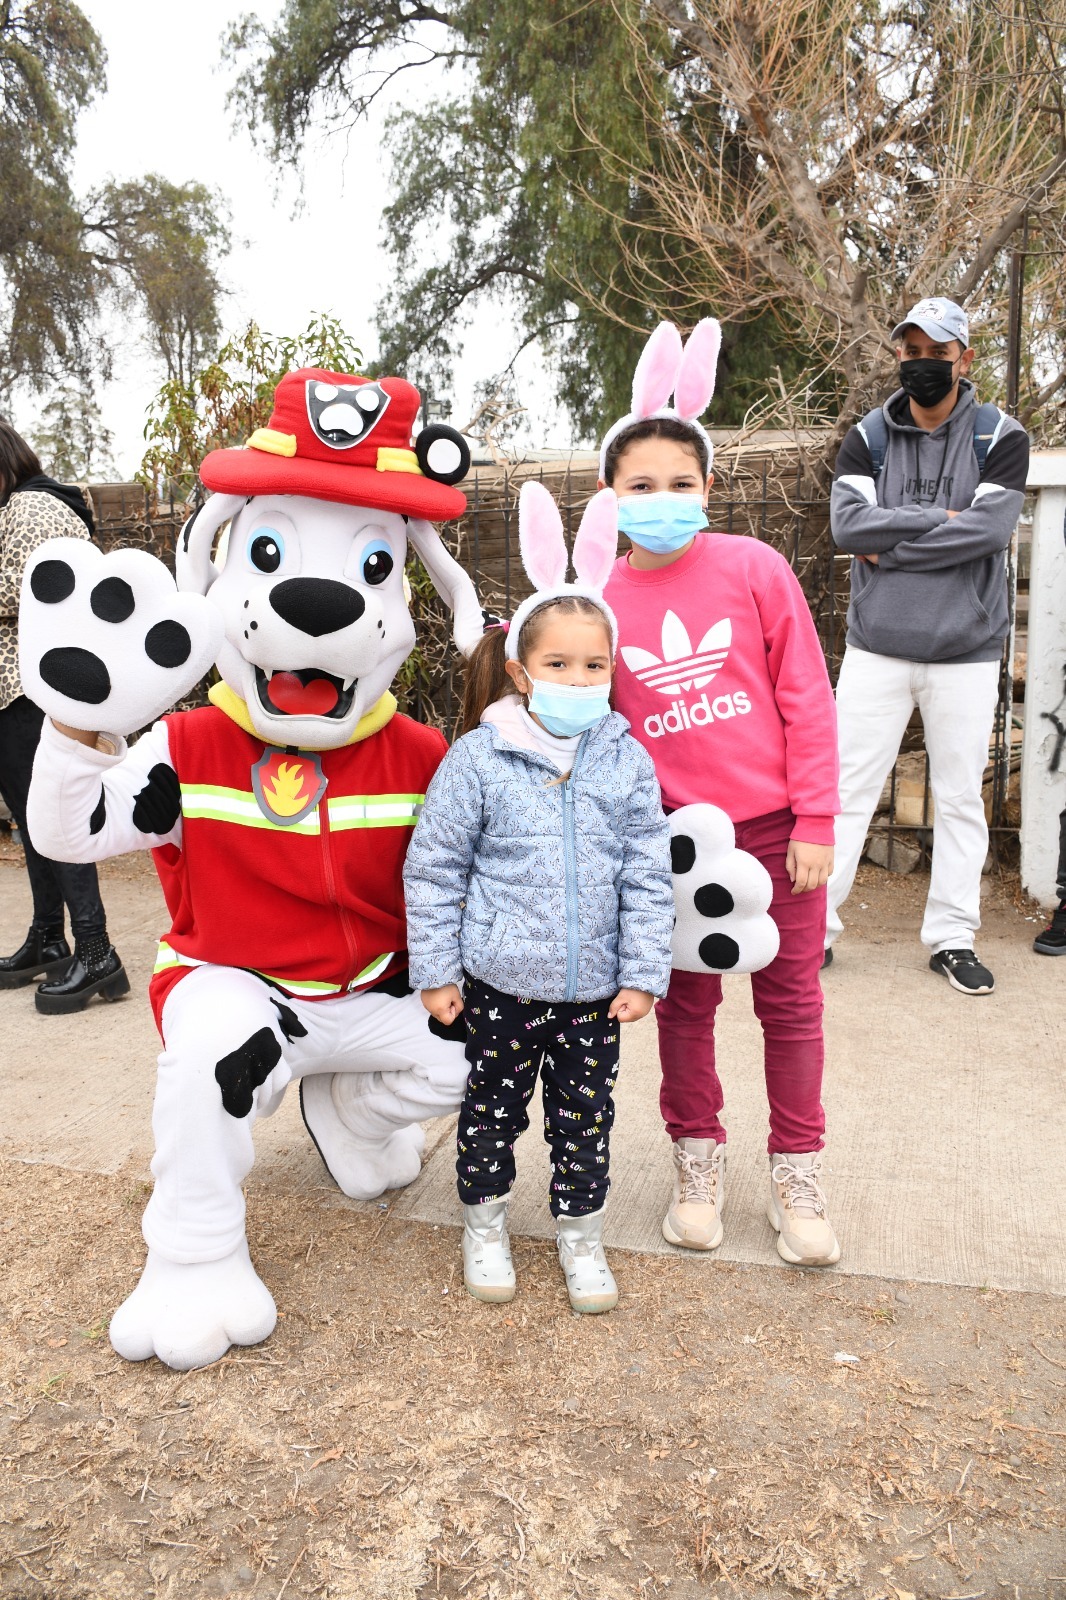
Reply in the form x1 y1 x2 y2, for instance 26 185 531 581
88 466 1024 858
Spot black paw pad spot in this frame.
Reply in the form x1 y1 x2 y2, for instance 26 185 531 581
39 646 111 705
670 834 696 874
30 559 76 604
429 1011 467 1043
698 933 741 970
372 966 414 999
271 998 308 1043
144 620 192 668
90 576 135 623
694 882 734 918
215 1026 283 1118
89 787 106 835
132 764 181 834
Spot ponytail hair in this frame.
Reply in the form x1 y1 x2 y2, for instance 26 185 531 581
460 625 511 734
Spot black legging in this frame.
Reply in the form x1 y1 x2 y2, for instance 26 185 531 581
1057 806 1066 903
0 696 107 938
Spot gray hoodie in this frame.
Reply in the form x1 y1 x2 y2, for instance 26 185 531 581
830 379 1028 663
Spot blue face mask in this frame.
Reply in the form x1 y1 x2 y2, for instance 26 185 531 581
616 490 707 553
527 679 611 738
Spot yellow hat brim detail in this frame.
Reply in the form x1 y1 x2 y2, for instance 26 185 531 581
376 447 423 475
247 428 298 458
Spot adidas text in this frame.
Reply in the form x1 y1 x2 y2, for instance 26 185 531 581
644 689 751 738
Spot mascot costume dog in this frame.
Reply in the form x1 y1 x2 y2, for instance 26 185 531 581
19 369 486 1371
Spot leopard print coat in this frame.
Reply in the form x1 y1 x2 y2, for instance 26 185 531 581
0 491 92 711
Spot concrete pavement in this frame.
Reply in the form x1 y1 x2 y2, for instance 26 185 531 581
2 849 1063 1295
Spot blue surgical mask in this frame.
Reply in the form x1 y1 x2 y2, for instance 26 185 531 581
616 491 707 553
527 679 611 738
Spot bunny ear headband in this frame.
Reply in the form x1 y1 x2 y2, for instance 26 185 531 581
598 317 722 481
506 481 620 660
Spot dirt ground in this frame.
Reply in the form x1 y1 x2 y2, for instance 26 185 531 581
1 852 1064 1599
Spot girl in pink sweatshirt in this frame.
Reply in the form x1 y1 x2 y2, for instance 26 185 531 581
600 320 842 1268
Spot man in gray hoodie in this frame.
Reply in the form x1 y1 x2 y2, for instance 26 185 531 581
825 297 1029 994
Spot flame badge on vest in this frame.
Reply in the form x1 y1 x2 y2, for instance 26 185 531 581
251 749 327 826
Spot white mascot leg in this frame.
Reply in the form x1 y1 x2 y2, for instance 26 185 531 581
300 982 469 1200
109 966 288 1370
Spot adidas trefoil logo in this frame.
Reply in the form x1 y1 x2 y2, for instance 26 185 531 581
621 611 731 696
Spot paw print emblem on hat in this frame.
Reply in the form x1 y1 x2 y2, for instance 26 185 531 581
306 379 391 450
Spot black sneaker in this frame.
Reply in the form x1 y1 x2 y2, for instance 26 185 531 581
821 946 833 970
1034 905 1066 956
929 948 995 995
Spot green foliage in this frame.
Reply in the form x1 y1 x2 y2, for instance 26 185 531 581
86 176 231 388
139 313 364 500
0 1 231 397
29 381 117 480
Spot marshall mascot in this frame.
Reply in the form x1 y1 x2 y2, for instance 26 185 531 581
18 369 486 1370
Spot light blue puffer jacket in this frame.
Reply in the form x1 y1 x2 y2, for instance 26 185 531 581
403 708 674 1002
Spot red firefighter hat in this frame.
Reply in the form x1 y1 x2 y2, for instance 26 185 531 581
199 367 470 520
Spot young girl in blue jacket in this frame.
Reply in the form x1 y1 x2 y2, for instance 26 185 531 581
403 483 674 1313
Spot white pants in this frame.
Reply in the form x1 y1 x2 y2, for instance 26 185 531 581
143 965 469 1263
826 647 1000 953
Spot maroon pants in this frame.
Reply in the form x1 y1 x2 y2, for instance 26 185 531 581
656 807 826 1155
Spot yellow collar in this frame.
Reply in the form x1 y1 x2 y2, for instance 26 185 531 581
208 680 397 746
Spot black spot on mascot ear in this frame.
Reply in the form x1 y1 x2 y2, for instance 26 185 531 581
694 882 734 918
271 998 308 1043
698 932 741 970
428 1011 467 1043
39 647 111 705
31 559 76 604
670 835 696 875
132 765 182 834
89 787 106 835
215 1027 283 1118
371 966 415 999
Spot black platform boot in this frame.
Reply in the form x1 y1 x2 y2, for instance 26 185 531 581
35 932 130 1014
0 925 72 989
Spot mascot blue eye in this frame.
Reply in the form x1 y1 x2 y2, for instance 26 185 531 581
361 541 394 586
248 530 284 573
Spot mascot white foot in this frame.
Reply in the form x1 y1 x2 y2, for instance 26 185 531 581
108 1243 277 1372
20 368 486 1368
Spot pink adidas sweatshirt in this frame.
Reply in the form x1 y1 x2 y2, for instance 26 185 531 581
604 533 839 844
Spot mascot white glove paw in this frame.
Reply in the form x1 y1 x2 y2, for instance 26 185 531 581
108 1242 276 1371
19 539 224 736
669 803 780 974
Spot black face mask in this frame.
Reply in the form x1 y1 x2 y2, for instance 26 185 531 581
898 358 958 409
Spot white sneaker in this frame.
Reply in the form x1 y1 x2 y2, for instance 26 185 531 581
662 1138 725 1250
767 1152 841 1266
556 1207 618 1314
462 1201 516 1303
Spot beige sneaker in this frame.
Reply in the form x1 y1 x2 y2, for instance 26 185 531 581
767 1152 841 1266
662 1138 725 1250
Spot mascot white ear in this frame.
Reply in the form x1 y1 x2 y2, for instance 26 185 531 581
405 518 486 657
669 803 780 975
175 494 246 597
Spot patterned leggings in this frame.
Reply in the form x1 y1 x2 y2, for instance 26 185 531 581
457 976 620 1218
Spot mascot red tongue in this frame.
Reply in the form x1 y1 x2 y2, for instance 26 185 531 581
267 672 338 716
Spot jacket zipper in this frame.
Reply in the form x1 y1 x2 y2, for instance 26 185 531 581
561 735 588 1002
319 786 360 989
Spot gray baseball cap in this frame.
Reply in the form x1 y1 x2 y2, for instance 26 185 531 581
891 297 969 347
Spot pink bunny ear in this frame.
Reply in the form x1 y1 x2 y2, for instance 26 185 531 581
631 322 683 417
571 488 618 594
673 317 721 420
518 480 568 591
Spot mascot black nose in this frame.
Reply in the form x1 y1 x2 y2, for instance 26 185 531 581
268 578 366 636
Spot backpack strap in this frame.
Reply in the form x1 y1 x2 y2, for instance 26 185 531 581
856 407 888 479
859 400 1005 480
972 401 1004 475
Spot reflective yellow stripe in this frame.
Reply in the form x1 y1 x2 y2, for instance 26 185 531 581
153 942 395 997
375 446 422 475
179 784 424 833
